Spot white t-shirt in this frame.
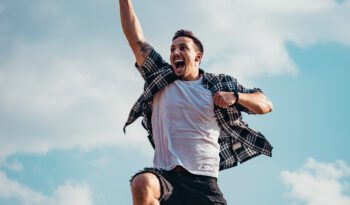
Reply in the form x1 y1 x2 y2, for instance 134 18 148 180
152 76 221 178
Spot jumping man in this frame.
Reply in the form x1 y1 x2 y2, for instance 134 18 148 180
120 0 274 204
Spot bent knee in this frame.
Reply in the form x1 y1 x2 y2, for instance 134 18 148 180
131 173 161 197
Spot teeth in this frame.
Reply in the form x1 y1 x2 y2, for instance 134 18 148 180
174 59 185 69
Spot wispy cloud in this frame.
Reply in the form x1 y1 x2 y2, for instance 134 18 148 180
281 158 350 205
0 171 94 205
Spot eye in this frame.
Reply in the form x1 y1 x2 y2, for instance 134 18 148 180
170 47 175 52
180 46 185 51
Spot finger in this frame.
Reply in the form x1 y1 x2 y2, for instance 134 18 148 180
218 98 227 108
220 95 229 107
213 93 221 106
224 93 234 106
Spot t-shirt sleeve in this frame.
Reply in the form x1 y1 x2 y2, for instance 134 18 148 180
135 49 171 81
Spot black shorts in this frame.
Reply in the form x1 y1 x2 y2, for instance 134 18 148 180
130 167 227 205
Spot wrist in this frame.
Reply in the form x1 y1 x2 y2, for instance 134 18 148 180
233 91 239 105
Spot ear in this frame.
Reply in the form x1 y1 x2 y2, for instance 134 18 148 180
195 52 203 62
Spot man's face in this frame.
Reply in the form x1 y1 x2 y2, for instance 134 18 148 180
170 37 202 81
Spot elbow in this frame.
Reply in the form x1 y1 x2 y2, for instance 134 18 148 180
256 101 273 114
266 101 273 113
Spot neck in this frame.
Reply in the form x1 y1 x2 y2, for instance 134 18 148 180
183 70 200 81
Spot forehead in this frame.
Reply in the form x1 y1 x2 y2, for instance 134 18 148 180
171 36 194 47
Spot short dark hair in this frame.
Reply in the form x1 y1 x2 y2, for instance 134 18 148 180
172 29 204 54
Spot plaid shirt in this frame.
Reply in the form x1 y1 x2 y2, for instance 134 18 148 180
124 49 273 171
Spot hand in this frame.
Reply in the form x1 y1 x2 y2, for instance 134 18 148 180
213 92 237 108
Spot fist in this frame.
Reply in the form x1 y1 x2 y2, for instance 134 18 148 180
213 92 237 108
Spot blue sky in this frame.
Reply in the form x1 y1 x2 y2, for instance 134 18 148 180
1 0 350 205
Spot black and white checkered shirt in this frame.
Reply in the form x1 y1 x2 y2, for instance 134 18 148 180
124 49 273 171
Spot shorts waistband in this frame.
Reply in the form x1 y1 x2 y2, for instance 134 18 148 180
171 165 190 173
169 166 217 182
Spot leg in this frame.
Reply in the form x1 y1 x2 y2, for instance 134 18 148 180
131 172 161 205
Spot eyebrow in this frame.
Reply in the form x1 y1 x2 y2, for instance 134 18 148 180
171 43 188 48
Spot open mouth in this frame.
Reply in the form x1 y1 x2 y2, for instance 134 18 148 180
174 59 185 70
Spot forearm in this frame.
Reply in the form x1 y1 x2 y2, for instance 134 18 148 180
119 0 151 65
119 0 144 44
238 92 273 114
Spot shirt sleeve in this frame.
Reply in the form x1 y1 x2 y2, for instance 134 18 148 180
135 49 171 82
208 73 263 114
235 79 263 114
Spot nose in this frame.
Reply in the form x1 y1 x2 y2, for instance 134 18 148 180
172 48 180 55
171 50 180 61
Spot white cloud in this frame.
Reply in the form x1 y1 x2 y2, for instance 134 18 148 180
281 158 350 205
49 182 94 205
0 171 94 205
183 0 350 81
0 38 148 162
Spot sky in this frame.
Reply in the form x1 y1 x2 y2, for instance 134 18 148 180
0 0 350 205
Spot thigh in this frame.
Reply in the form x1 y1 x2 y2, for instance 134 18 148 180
130 168 176 204
131 172 160 192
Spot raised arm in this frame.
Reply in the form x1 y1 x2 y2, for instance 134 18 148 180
119 0 152 66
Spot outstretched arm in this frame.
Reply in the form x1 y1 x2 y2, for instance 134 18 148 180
119 0 152 66
214 91 273 114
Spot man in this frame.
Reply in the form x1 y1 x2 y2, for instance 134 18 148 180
119 0 273 204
